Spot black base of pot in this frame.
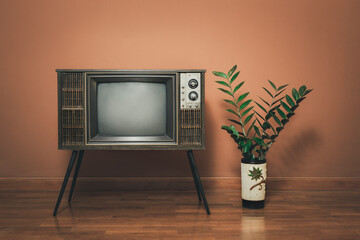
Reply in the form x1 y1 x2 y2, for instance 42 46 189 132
242 199 265 209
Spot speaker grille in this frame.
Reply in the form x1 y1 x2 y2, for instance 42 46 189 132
60 73 84 146
180 109 201 145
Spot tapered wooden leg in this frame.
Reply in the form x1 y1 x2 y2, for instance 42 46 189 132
187 152 202 202
187 150 210 215
53 150 78 216
68 150 84 202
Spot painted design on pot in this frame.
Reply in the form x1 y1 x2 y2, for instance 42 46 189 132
241 162 266 201
248 167 266 191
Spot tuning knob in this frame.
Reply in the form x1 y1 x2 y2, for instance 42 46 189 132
188 91 198 101
188 79 199 89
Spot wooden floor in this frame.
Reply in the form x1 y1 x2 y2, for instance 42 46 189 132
0 178 360 240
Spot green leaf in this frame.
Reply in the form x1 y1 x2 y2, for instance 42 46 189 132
256 121 270 139
265 118 277 135
260 129 271 139
253 109 265 121
213 71 227 78
304 89 313 96
277 84 289 91
244 139 252 153
253 137 266 147
280 101 291 113
233 81 245 93
286 94 295 107
224 99 236 107
218 88 232 97
258 117 276 135
274 88 286 98
246 120 256 136
281 119 289 125
241 106 254 117
259 96 270 107
221 125 231 131
229 125 239 137
228 119 242 127
255 117 263 127
296 97 305 104
239 99 252 110
254 101 267 113
216 81 230 87
276 127 284 133
262 87 273 98
253 125 261 137
244 113 254 125
270 111 282 126
227 65 237 78
237 92 250 103
263 122 271 130
268 80 277 91
292 88 300 101
239 141 245 149
265 111 272 120
275 106 287 119
287 112 295 118
273 97 285 106
230 71 240 83
236 135 247 143
226 109 239 117
223 125 242 144
270 134 278 140
291 105 299 111
299 85 307 97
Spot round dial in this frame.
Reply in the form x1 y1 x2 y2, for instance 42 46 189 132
188 79 199 89
188 91 199 101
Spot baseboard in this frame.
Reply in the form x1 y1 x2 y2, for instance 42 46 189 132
0 177 359 191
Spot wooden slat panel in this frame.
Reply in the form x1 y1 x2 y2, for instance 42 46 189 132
180 109 202 146
59 72 84 147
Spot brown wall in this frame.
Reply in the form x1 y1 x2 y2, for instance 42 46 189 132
0 0 359 177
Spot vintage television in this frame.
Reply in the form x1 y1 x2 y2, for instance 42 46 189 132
57 69 205 150
54 69 209 216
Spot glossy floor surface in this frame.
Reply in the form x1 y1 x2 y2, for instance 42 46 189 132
1 178 360 240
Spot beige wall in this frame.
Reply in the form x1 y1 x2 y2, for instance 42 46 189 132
0 0 359 177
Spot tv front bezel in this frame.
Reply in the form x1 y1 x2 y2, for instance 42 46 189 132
86 73 177 145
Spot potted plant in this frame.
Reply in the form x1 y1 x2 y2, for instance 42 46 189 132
213 65 312 208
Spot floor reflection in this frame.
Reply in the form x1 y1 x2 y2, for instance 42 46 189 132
241 214 266 240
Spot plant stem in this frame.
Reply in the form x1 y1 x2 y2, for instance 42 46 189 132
227 77 247 138
266 90 278 135
257 89 279 160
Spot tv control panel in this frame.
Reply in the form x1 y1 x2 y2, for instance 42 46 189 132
180 73 201 109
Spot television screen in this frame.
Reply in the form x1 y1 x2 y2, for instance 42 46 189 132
97 82 167 136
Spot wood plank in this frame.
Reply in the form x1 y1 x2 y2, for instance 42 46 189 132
0 178 359 239
0 177 359 191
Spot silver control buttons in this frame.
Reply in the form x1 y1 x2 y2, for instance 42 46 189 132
188 79 199 89
189 91 199 101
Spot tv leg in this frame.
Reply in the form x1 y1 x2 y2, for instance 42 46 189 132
53 150 78 216
187 152 202 202
68 150 84 202
187 150 210 215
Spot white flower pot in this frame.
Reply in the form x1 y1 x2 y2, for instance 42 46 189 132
241 160 267 209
